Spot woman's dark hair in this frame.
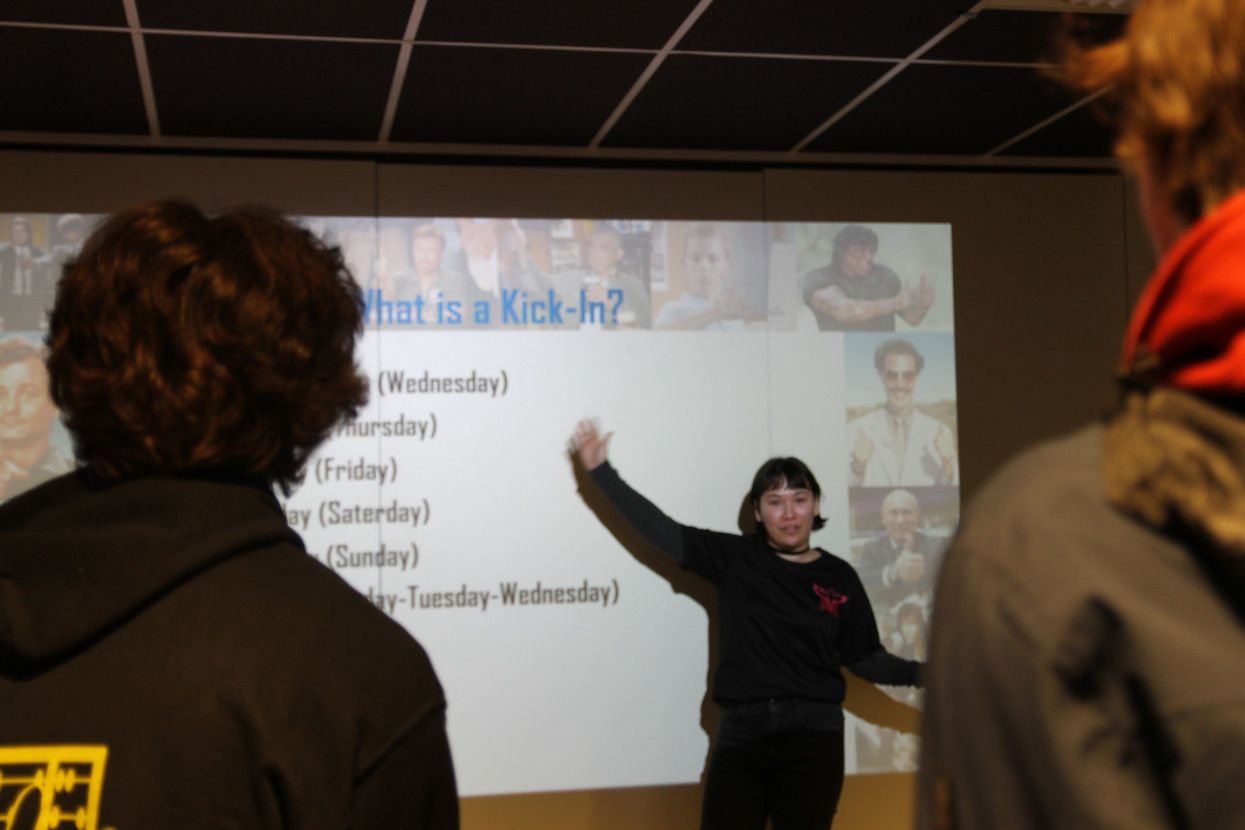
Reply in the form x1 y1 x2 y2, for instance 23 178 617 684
46 199 368 493
748 456 826 531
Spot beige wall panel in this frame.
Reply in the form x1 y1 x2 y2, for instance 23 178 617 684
377 163 766 220
458 774 914 830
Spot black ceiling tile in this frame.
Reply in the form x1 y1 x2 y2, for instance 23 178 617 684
0 0 1132 161
0 27 147 133
0 0 126 26
603 54 893 151
998 103 1115 158
146 35 398 140
924 9 1128 64
805 63 1082 155
677 0 969 58
135 0 413 40
390 46 650 145
417 0 701 50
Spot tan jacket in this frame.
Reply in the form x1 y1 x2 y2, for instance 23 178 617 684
918 392 1245 829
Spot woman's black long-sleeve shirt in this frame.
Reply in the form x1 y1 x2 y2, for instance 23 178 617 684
589 462 920 710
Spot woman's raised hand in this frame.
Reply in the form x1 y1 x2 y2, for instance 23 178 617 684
570 418 612 471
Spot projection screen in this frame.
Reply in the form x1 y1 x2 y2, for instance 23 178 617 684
0 210 956 797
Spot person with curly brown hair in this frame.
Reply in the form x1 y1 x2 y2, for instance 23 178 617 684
919 3 1245 828
0 200 458 830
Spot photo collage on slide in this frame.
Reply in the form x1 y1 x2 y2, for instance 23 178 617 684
307 217 779 331
0 213 99 505
814 219 957 774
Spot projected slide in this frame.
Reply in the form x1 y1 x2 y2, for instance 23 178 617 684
0 212 956 794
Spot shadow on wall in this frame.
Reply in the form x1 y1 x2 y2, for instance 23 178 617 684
571 457 723 766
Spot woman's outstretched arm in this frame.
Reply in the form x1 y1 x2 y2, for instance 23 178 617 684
570 418 685 562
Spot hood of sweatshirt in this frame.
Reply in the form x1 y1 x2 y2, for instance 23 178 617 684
0 470 301 673
1104 385 1245 603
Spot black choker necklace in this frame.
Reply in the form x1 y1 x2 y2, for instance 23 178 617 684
775 546 811 555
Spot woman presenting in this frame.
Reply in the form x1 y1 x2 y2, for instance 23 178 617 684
571 419 921 830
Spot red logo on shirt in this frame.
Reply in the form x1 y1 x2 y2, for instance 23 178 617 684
813 584 848 617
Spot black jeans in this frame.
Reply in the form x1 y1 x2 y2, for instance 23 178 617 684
701 700 846 830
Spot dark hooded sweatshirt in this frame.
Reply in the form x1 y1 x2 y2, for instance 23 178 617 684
0 471 458 829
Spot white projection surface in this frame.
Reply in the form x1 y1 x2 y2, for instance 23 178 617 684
0 214 957 796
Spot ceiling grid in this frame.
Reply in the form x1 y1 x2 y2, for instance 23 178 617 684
0 0 1129 166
